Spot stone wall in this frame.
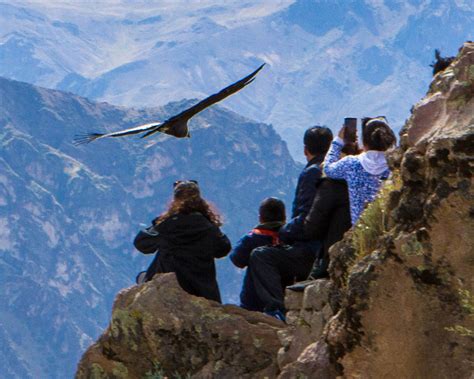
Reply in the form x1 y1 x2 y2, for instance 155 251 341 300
277 280 333 370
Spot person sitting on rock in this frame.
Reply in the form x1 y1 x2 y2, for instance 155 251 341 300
230 197 286 312
324 117 396 225
286 178 352 292
248 126 333 320
134 180 231 303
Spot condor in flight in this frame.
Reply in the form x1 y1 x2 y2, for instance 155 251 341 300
74 63 265 145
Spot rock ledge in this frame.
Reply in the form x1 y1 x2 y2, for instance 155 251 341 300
76 273 283 378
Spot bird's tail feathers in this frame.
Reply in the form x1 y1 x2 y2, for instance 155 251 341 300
73 133 104 145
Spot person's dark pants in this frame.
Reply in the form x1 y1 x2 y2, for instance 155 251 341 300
308 253 330 279
249 243 319 311
240 270 265 312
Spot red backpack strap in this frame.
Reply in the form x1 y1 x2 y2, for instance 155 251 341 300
252 228 280 246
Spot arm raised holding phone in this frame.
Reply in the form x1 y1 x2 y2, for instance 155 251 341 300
324 117 396 224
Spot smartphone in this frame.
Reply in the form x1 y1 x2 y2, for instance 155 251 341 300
343 117 357 143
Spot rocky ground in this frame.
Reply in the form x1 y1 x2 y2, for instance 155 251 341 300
76 42 473 378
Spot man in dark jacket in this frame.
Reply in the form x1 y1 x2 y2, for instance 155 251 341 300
287 133 354 291
279 126 333 244
286 179 351 292
230 197 286 311
248 126 333 318
305 179 351 278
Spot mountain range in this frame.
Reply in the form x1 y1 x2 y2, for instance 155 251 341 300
1 0 472 159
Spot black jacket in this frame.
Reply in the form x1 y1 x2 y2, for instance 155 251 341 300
280 156 324 244
304 179 351 261
134 212 231 303
291 155 324 218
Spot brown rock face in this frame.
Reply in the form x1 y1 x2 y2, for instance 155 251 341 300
282 42 473 378
76 273 283 378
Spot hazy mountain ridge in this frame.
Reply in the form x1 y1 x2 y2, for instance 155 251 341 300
0 76 300 378
1 0 472 159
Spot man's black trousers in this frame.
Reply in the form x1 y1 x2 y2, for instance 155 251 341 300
249 243 319 311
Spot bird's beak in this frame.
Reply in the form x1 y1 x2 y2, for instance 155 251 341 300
187 132 191 138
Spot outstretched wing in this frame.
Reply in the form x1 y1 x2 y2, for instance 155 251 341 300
167 63 265 123
73 122 162 145
73 64 265 144
139 64 265 140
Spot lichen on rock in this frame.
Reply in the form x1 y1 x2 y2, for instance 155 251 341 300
76 274 284 378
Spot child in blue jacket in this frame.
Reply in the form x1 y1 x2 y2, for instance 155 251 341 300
230 198 286 311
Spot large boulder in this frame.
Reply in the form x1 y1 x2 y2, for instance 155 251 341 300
76 273 283 378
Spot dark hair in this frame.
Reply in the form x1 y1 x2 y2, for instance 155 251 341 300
362 117 396 151
154 182 222 226
259 197 286 223
304 126 333 156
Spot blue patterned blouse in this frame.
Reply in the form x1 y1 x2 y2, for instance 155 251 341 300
323 138 390 224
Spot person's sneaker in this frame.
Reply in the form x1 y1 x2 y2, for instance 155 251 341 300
264 309 286 323
286 279 315 292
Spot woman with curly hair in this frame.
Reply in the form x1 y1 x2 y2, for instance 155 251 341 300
134 180 231 303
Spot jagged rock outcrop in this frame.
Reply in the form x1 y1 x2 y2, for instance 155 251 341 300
279 41 474 378
76 274 284 378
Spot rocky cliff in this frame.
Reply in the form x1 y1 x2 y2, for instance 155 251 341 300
279 41 474 378
76 42 473 378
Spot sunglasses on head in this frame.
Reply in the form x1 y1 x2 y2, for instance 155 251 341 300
173 180 199 188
